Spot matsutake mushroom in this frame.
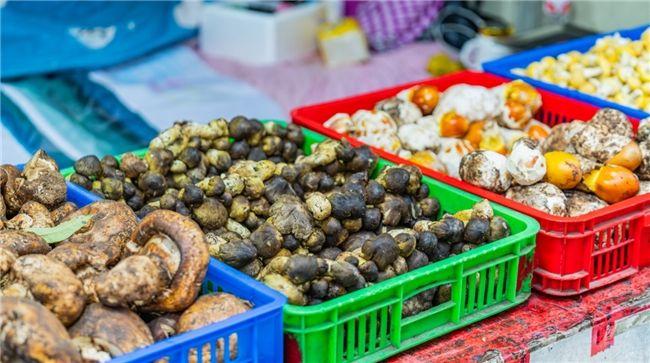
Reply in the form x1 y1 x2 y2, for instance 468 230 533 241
2 254 85 326
94 210 209 312
48 201 137 299
0 296 82 363
69 303 153 362
13 150 67 210
177 293 253 363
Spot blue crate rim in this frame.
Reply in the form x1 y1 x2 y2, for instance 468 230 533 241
483 24 650 120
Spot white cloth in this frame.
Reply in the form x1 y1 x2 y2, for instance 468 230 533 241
88 45 285 130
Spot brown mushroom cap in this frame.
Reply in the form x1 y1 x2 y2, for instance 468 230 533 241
3 254 85 326
50 202 78 225
0 230 51 255
17 200 55 228
93 254 171 308
15 150 67 209
0 296 82 363
1 164 23 215
176 293 251 363
49 201 137 272
0 246 17 277
69 303 154 360
177 292 251 332
132 210 209 313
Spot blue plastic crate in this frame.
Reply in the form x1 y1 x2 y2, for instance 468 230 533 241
65 184 287 363
483 24 650 120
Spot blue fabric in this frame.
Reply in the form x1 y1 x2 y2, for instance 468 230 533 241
65 72 158 142
1 1 197 79
1 93 72 166
1 75 152 166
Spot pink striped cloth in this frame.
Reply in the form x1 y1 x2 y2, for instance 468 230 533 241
345 0 444 51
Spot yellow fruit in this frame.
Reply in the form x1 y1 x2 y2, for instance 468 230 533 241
412 85 439 115
606 141 642 171
464 121 485 149
527 124 550 141
544 151 582 189
584 165 639 204
410 150 446 173
439 112 469 138
479 132 507 154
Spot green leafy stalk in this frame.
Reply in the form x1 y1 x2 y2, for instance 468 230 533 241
26 214 93 244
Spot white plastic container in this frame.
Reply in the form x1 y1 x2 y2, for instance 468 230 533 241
199 2 325 65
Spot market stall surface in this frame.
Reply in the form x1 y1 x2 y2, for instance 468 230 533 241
391 267 649 362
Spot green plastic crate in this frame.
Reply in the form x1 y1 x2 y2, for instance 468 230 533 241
61 120 539 363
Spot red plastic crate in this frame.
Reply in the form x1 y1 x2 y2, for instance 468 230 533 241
292 70 650 297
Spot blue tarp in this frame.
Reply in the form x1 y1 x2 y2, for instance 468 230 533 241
1 0 197 79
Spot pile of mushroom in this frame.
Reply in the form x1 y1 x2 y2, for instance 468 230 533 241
68 119 513 310
1 152 252 363
323 80 549 178
514 28 650 112
460 109 648 216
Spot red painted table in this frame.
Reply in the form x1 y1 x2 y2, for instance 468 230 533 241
391 267 650 362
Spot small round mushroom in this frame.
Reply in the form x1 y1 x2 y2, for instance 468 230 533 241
437 138 475 178
305 192 332 221
206 232 257 268
74 155 103 178
572 121 632 164
268 195 314 241
69 303 153 361
374 97 423 125
488 216 510 242
249 222 283 259
192 198 229 230
328 190 366 220
463 216 490 245
459 150 512 193
506 138 546 186
361 233 399 271
120 153 148 179
0 296 82 363
262 273 308 305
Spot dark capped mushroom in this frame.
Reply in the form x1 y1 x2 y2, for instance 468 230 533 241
361 233 399 271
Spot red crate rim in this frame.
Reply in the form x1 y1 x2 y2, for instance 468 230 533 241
291 70 650 225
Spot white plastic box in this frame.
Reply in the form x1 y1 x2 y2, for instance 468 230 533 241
199 2 325 65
